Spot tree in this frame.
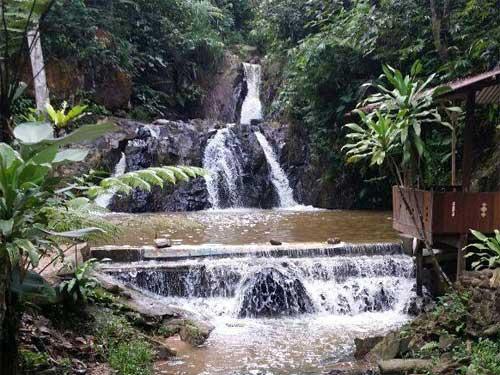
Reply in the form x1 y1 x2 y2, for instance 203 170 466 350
343 62 454 294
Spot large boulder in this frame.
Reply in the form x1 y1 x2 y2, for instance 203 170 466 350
238 267 315 318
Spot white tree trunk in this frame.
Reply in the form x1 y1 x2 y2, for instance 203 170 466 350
27 26 50 111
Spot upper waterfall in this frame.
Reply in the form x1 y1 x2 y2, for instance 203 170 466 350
254 131 297 208
240 63 263 125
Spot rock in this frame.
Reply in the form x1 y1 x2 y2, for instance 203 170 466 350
354 336 383 360
439 334 459 350
148 337 176 359
238 267 315 318
483 324 500 337
94 67 132 110
154 238 172 249
378 359 432 374
490 268 500 288
327 238 341 245
177 319 213 346
369 332 401 361
328 361 379 375
270 239 282 246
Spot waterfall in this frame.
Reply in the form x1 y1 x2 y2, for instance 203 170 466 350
202 127 244 209
109 252 417 317
240 63 263 125
95 152 127 208
254 131 297 207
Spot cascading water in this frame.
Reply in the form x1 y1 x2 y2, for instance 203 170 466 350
108 244 418 374
95 152 127 208
255 131 297 208
240 63 263 125
202 126 244 209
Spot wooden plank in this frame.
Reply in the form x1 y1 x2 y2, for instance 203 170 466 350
461 92 475 192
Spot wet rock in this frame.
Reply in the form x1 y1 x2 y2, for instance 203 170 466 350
148 337 177 359
270 239 282 246
90 246 145 262
328 238 341 245
173 319 213 346
439 334 459 351
328 361 379 375
369 331 401 361
154 238 172 249
238 267 315 318
378 359 432 374
355 336 383 360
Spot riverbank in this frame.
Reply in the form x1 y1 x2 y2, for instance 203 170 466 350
330 268 500 375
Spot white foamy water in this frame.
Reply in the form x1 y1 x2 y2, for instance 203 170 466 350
202 126 244 209
240 63 263 125
95 152 127 208
255 131 297 208
111 253 417 374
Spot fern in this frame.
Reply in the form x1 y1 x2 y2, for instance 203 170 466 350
88 166 206 200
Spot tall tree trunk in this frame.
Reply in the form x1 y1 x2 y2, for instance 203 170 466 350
0 257 19 375
430 0 450 61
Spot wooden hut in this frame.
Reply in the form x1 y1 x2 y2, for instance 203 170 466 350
391 68 500 284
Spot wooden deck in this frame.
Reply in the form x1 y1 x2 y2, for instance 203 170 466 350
392 186 500 242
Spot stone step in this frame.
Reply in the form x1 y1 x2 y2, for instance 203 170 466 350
89 242 403 262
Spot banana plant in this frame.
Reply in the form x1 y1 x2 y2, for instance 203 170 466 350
464 230 500 270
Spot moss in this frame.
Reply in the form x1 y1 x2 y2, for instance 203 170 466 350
20 349 50 372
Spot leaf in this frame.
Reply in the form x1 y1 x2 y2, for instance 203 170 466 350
14 239 40 267
46 122 118 147
0 143 22 169
53 149 89 163
0 219 14 237
13 122 54 144
470 229 488 242
44 227 106 238
10 269 57 304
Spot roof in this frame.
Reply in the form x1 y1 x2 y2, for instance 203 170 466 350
439 67 500 104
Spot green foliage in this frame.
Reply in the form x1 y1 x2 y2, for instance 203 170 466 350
58 259 99 304
432 291 470 335
108 340 154 375
454 339 500 375
19 348 50 373
45 102 88 129
464 229 500 270
41 0 254 118
95 314 154 375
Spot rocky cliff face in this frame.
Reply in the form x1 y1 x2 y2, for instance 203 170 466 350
87 119 279 212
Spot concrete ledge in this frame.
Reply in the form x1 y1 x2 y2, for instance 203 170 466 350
90 242 402 263
90 245 152 262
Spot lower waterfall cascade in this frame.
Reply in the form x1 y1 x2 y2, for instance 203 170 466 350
107 243 418 374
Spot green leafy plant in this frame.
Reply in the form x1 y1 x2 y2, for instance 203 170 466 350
108 340 154 375
464 229 500 270
45 102 88 129
58 258 98 303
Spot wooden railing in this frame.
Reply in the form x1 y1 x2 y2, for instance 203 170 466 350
392 186 500 241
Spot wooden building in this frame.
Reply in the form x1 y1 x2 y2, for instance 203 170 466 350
391 68 500 286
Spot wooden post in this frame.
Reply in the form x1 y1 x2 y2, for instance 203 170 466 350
457 234 468 280
461 91 475 192
27 26 50 111
415 239 424 297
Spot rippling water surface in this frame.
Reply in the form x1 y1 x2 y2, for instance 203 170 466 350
101 208 397 246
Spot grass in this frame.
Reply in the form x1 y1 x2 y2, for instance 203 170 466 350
108 340 154 375
94 312 154 375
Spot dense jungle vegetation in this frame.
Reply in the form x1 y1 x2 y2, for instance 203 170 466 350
35 0 499 207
